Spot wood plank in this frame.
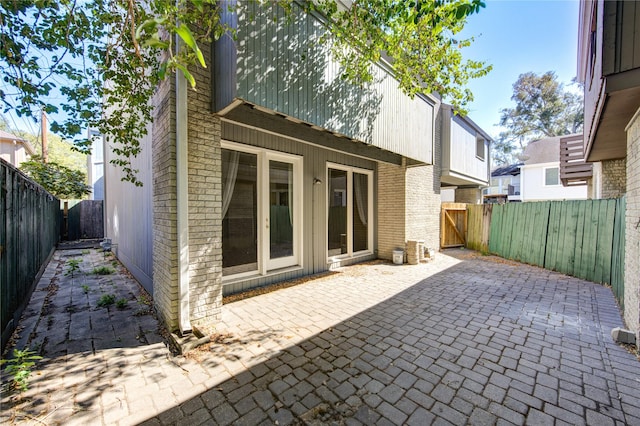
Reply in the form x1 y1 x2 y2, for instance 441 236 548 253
572 200 587 279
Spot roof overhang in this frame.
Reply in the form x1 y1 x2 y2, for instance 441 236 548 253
218 99 405 165
586 70 640 162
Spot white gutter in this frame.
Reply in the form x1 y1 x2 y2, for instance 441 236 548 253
176 47 191 335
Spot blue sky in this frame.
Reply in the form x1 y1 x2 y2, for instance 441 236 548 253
459 0 581 138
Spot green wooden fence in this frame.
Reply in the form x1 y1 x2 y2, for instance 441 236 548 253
486 198 625 307
1 159 61 351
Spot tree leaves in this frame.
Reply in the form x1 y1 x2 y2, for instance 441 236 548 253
20 155 92 199
2 0 490 184
492 71 584 166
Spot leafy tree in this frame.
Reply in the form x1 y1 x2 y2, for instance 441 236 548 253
492 71 583 166
20 156 91 199
1 0 490 184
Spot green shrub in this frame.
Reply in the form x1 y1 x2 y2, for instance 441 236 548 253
97 294 116 307
92 266 115 275
0 348 42 393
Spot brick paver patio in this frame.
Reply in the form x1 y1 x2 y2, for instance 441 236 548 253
2 249 639 425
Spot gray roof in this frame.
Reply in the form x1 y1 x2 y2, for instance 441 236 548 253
522 134 581 164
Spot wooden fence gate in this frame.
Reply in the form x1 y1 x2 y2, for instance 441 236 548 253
440 203 467 248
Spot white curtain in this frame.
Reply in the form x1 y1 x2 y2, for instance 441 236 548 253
222 150 240 219
354 173 368 226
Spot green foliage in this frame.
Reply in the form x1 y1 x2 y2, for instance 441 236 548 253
115 298 128 309
65 259 82 277
20 156 91 199
310 0 492 112
96 293 116 307
92 266 115 275
82 284 90 294
2 0 489 184
0 348 42 393
493 71 583 165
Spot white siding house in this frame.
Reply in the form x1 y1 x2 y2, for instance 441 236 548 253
0 130 35 168
520 136 587 202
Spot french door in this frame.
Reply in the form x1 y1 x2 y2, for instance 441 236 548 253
222 142 302 278
327 163 373 259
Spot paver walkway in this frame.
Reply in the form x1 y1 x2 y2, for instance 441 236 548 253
1 249 639 425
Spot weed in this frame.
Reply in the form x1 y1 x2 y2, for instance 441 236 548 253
116 298 128 309
97 294 116 308
81 249 90 255
65 259 81 277
111 260 118 268
0 348 42 393
81 285 90 294
92 266 115 275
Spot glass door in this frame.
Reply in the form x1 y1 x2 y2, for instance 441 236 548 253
267 159 296 269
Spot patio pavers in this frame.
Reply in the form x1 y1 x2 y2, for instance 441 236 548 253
1 249 638 425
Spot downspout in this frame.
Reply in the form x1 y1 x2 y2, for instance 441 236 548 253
176 42 191 335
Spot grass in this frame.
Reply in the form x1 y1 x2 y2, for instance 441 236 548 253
96 294 116 308
92 266 115 275
116 298 128 309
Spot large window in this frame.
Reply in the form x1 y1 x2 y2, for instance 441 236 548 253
327 164 373 259
222 143 302 278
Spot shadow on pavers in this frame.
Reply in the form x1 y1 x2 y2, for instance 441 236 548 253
147 254 640 425
1 247 169 424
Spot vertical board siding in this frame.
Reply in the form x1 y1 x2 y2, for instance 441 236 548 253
1 160 60 350
447 115 489 183
225 1 434 164
478 198 625 307
104 126 154 292
221 121 377 296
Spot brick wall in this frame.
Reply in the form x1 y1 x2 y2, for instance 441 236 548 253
625 111 640 343
377 107 441 259
152 43 223 331
455 188 482 204
186 46 223 326
377 162 406 260
152 73 178 330
405 165 440 252
601 158 626 199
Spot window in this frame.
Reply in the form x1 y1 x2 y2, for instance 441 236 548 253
222 142 302 278
544 167 559 186
327 164 373 259
476 137 485 161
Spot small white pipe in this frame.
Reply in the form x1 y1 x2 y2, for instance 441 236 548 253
176 51 191 335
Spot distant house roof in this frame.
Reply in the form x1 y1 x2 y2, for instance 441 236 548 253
0 129 36 155
491 163 523 177
522 134 581 165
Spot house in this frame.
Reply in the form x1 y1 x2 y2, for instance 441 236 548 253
104 2 487 334
519 135 588 202
86 129 104 201
0 130 35 168
575 0 640 343
439 104 492 204
483 163 522 203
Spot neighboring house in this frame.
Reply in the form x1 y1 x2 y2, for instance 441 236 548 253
576 0 640 343
440 104 492 204
0 130 35 168
104 2 447 333
520 136 588 202
86 129 104 201
483 163 522 203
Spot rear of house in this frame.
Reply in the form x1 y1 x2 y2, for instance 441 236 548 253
104 2 443 333
575 0 640 343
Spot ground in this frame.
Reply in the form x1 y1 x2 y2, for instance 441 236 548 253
1 248 639 425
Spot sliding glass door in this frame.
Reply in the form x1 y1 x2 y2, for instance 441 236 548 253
222 143 302 278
